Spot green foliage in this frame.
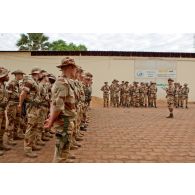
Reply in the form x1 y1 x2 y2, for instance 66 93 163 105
16 33 50 51
48 39 87 51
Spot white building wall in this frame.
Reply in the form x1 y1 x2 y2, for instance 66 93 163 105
0 52 194 101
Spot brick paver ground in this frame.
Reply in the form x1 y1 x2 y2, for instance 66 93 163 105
1 103 195 163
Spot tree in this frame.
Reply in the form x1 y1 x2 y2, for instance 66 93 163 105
16 33 50 51
48 39 87 51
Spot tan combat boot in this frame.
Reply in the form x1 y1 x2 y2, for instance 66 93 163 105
36 140 46 146
0 150 4 156
24 147 38 158
32 145 42 151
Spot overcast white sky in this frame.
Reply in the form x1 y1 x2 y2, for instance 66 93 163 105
0 33 195 52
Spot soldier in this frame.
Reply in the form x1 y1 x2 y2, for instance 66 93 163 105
109 80 115 107
174 83 179 108
139 82 145 107
149 82 157 108
165 78 175 118
101 82 110 107
143 83 149 107
123 81 130 107
132 81 140 107
44 57 78 163
0 67 11 156
120 81 125 106
36 70 51 147
182 83 189 108
18 67 42 158
6 70 25 147
178 84 183 108
113 80 120 107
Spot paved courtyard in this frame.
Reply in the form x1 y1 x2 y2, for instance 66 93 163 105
1 103 195 163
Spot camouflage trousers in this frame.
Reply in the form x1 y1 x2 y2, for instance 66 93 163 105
113 94 119 107
178 96 183 107
110 93 114 106
36 106 49 143
103 94 109 107
53 116 74 162
6 102 22 141
144 94 148 106
182 96 188 107
174 96 179 107
167 96 174 109
24 105 41 152
139 93 144 106
132 94 140 107
0 110 6 147
149 94 157 107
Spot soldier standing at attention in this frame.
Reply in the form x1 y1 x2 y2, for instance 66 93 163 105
120 81 125 106
139 82 145 107
182 83 189 109
18 67 42 158
165 78 175 118
44 57 77 163
6 70 25 146
143 83 149 107
101 82 110 107
174 83 179 108
178 84 183 108
0 67 11 156
109 80 115 107
149 82 157 108
113 80 120 107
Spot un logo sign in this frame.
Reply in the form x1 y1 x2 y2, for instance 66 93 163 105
137 71 143 77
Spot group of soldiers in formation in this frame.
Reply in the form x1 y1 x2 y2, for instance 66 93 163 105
0 57 93 162
101 79 190 118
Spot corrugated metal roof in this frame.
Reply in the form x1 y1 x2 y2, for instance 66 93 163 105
30 51 195 58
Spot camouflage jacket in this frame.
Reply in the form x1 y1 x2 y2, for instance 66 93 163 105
0 82 8 110
101 85 110 95
6 78 21 102
51 75 76 118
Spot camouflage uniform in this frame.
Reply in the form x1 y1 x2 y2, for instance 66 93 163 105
123 82 130 107
52 57 77 162
132 82 140 107
174 83 179 108
101 82 110 107
120 81 125 106
178 85 183 108
182 84 189 108
113 81 120 107
149 82 157 108
6 70 25 145
21 68 42 157
139 82 145 107
166 78 175 118
109 81 115 107
0 67 11 155
143 83 149 107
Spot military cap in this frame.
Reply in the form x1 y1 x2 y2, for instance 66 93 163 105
0 67 9 78
133 81 138 84
168 78 174 82
77 66 84 72
184 83 188 86
11 69 25 75
56 57 77 68
85 72 93 78
30 67 41 75
125 81 129 83
104 81 108 84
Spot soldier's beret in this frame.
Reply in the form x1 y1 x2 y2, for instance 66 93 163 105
29 67 41 75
